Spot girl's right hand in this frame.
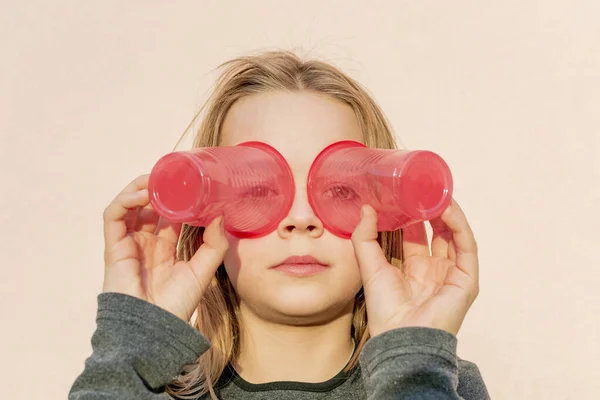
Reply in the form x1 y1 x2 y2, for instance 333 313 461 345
101 174 229 322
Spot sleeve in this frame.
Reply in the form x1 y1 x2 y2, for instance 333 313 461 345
358 327 490 399
457 357 491 400
68 292 211 400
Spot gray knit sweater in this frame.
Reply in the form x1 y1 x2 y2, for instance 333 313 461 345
69 293 490 399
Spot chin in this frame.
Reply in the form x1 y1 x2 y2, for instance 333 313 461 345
264 285 354 323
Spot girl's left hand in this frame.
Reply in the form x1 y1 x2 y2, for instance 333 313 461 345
351 198 480 337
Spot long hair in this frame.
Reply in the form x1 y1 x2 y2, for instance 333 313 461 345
166 50 404 399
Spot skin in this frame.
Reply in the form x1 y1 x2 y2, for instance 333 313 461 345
101 90 480 385
219 91 363 382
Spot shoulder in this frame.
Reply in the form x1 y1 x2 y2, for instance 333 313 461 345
456 357 491 400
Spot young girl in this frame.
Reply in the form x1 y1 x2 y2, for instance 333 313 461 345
69 50 490 399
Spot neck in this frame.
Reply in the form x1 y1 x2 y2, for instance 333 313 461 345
233 302 356 384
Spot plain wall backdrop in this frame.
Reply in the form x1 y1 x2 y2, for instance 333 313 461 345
1 1 599 399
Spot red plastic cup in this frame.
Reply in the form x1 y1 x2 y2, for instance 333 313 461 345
307 140 453 238
148 141 294 238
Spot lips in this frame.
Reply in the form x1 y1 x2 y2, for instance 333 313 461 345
271 255 329 277
276 255 327 266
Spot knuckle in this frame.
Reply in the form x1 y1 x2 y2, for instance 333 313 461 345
102 204 112 221
113 193 127 207
136 174 150 185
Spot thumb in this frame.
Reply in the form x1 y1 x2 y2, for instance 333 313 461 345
351 205 389 286
187 216 229 291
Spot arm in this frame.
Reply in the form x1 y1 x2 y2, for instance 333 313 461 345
69 292 210 400
359 327 490 399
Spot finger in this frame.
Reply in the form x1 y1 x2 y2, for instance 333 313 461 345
401 222 430 258
186 216 229 290
121 174 150 195
135 203 160 234
103 175 150 245
119 174 155 234
351 205 390 287
448 238 457 263
440 199 479 282
155 217 183 244
430 217 451 258
103 188 149 248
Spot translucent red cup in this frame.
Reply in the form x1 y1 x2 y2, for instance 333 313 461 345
307 140 453 238
148 141 294 238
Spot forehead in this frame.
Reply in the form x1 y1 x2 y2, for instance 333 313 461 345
220 91 363 174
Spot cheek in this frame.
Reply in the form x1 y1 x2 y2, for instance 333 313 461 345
335 240 363 291
222 234 269 287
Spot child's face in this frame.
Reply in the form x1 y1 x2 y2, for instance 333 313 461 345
220 91 364 323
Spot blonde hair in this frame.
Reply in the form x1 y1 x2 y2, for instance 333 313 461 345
165 50 404 399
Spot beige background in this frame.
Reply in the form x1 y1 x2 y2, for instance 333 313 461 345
1 1 599 399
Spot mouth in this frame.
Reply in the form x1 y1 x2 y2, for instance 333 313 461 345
271 255 329 277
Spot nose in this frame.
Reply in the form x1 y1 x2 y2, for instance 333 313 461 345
277 187 324 238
